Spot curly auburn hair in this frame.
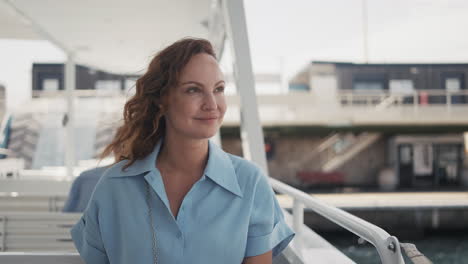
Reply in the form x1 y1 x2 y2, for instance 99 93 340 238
101 38 217 170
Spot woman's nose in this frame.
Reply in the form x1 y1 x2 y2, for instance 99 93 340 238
202 93 217 111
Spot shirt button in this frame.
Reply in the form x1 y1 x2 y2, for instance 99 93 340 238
176 231 182 238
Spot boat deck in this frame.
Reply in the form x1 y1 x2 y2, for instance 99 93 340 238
277 192 468 210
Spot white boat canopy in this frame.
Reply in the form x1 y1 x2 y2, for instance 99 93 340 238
0 0 266 176
0 0 221 74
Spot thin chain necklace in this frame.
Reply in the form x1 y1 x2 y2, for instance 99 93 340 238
146 181 158 264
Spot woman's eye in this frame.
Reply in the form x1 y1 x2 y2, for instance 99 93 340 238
186 87 200 93
215 86 225 93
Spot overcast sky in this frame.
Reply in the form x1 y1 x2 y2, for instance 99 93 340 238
2 0 468 109
242 0 468 73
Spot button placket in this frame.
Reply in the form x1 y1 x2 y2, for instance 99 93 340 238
177 205 184 225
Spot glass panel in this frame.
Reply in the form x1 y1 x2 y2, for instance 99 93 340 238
437 145 459 181
400 145 412 164
413 143 433 175
390 79 414 94
446 78 461 92
43 79 59 91
353 81 384 93
95 80 121 92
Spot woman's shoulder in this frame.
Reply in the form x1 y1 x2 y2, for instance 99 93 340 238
86 160 139 201
224 152 270 193
100 160 129 178
226 153 262 174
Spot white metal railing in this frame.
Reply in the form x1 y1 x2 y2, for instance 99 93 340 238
32 89 127 98
0 212 81 252
0 148 15 157
375 95 398 111
269 177 405 264
0 253 83 264
28 89 468 111
339 89 468 109
0 159 24 179
0 193 67 212
18 90 468 129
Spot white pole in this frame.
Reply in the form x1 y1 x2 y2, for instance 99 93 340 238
222 0 268 174
65 54 76 179
292 199 304 259
3 0 76 178
362 0 369 63
446 91 452 114
280 56 288 94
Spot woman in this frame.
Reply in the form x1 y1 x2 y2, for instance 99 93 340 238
71 38 295 264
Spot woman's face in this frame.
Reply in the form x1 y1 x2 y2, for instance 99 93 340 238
163 53 226 140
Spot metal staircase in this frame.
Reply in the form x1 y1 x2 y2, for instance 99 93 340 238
321 133 381 172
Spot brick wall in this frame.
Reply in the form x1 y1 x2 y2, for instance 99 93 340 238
221 135 387 188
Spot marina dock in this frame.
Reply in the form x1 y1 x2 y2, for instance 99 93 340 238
277 192 468 210
277 192 468 233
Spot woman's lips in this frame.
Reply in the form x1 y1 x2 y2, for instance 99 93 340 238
194 117 219 124
195 117 218 120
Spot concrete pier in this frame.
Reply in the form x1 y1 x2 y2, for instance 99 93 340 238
277 192 468 234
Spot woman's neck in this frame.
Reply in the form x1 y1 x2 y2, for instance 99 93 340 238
157 135 209 177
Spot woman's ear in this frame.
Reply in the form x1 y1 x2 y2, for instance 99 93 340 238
158 94 169 114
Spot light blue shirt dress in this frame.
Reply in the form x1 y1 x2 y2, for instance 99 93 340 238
63 166 107 212
71 138 295 264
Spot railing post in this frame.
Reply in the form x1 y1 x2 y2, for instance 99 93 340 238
1 216 6 252
65 53 76 180
292 198 304 258
432 208 440 229
413 91 419 114
270 178 407 264
446 91 452 114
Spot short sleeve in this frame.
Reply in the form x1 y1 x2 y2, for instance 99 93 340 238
245 173 295 258
70 201 109 264
63 177 81 212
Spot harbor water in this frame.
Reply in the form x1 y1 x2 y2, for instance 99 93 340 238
322 230 468 264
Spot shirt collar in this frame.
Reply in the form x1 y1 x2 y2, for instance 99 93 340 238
204 140 243 197
110 138 243 197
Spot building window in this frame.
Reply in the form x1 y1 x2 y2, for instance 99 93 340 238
389 79 414 94
445 78 461 92
353 81 384 92
399 145 412 164
441 72 465 104
289 83 310 92
390 79 414 104
43 79 59 92
352 74 386 93
124 78 137 96
441 72 464 91
95 80 121 92
413 143 433 176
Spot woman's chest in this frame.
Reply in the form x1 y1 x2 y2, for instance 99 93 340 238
111 192 250 264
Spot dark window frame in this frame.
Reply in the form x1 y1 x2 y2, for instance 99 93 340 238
352 73 388 91
441 72 465 90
